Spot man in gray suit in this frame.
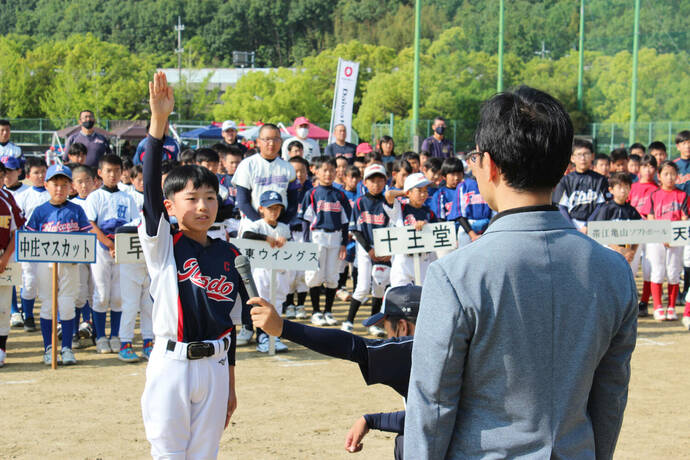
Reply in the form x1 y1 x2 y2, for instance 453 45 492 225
404 86 637 460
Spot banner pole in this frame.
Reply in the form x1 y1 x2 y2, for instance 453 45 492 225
51 263 58 370
269 269 277 356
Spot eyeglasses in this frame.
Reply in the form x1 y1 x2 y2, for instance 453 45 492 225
258 137 281 143
467 150 483 163
572 152 592 158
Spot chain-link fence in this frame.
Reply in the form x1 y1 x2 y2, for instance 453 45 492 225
371 118 476 153
584 121 690 158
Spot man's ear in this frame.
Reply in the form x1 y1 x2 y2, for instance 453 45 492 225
484 152 501 183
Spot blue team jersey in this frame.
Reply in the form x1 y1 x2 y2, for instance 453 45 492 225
430 186 459 221
448 178 492 221
399 202 436 226
298 185 352 232
675 158 690 194
25 201 92 233
133 135 179 165
350 194 400 246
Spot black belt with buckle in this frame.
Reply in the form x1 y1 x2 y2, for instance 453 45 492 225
167 337 230 360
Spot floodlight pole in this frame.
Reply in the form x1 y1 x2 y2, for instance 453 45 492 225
629 0 641 144
497 0 505 93
577 0 585 111
412 0 421 146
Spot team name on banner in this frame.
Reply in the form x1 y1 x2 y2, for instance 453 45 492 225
15 231 96 263
588 220 690 246
328 58 359 144
373 222 458 257
115 233 145 264
229 239 320 271
0 263 21 286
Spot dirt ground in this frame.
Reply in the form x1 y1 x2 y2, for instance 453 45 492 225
2 281 690 459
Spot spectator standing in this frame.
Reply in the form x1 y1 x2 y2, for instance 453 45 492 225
63 110 112 167
420 116 454 159
282 116 320 161
325 124 356 161
0 120 24 169
221 120 248 155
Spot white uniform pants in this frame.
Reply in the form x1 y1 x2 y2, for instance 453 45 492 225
0 285 13 336
629 244 651 280
305 246 342 289
647 243 683 284
75 263 94 308
684 245 690 267
254 268 289 315
119 263 153 343
91 245 121 313
20 262 38 299
142 339 230 460
286 270 306 294
352 244 389 302
390 253 435 287
37 263 79 321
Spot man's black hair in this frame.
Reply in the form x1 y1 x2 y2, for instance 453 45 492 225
259 123 280 137
72 164 96 178
610 148 628 163
98 154 123 169
392 159 412 174
130 164 143 178
25 156 47 175
475 86 573 191
288 156 309 169
629 142 646 153
433 116 446 124
640 153 657 169
195 148 219 164
0 119 10 127
401 151 420 163
629 154 641 163
312 155 336 170
658 159 678 174
423 157 443 173
608 171 633 188
593 153 610 164
68 142 87 156
440 157 465 176
161 160 178 176
287 140 303 152
572 138 594 155
346 165 361 178
163 165 219 199
675 130 690 145
648 141 667 152
79 109 94 117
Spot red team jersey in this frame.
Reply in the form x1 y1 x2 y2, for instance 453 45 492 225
629 181 658 216
642 188 688 221
0 195 17 249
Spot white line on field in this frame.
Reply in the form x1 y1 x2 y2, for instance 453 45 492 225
638 338 675 346
272 356 325 367
0 379 36 385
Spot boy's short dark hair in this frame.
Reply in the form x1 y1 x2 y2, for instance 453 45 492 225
195 148 219 164
287 141 303 152
311 155 336 170
629 142 646 153
475 86 574 191
98 154 123 169
179 149 196 164
72 164 96 178
163 165 219 199
288 156 309 169
608 171 633 188
130 164 143 178
392 159 412 174
25 156 46 175
440 157 465 176
335 155 349 165
68 142 87 157
353 156 366 165
211 143 232 156
675 130 690 145
593 153 610 164
0 162 6 174
346 165 361 178
640 153 657 169
225 145 244 159
423 157 443 173
122 158 133 171
648 141 666 152
610 148 628 163
658 160 678 174
364 151 382 164
401 151 420 163
572 138 594 155
161 160 179 176
258 123 280 137
629 154 641 163
0 120 10 127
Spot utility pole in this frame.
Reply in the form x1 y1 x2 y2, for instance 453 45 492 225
412 0 421 149
629 0 641 144
497 0 505 93
175 16 185 86
577 0 585 111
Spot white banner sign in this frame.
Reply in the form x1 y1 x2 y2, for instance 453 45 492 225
15 231 96 263
328 58 359 144
115 233 145 264
229 239 320 270
373 222 458 257
0 263 21 286
587 221 671 245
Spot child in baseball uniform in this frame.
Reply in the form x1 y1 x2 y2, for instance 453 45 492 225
431 158 464 221
640 160 688 321
390 173 437 287
15 157 49 332
344 164 401 337
298 156 352 327
448 158 493 247
337 165 362 301
85 154 139 354
25 164 92 365
141 72 246 459
241 190 291 353
0 174 18 367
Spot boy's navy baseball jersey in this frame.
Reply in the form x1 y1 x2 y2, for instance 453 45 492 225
674 157 690 194
140 135 247 357
400 202 436 226
447 178 492 221
430 186 458 221
25 201 92 232
350 193 399 247
588 201 641 222
298 185 352 243
553 170 608 221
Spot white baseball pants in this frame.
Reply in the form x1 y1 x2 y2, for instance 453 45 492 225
37 263 79 321
254 267 289 315
76 263 94 308
0 286 12 336
647 243 683 284
352 244 389 302
91 245 122 313
20 262 38 299
119 263 153 343
390 253 435 287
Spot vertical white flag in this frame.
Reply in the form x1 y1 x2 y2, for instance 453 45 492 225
328 58 359 144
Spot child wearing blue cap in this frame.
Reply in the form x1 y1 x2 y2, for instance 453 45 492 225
25 164 92 365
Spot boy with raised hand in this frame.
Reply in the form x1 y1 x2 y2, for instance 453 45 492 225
140 72 246 459
26 164 92 365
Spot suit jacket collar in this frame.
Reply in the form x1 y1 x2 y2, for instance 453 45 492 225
485 206 575 233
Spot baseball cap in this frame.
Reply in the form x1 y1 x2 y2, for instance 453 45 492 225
293 116 310 127
363 285 422 327
2 157 21 170
363 163 387 180
356 142 373 154
222 120 237 131
404 172 431 192
259 190 283 208
45 164 72 181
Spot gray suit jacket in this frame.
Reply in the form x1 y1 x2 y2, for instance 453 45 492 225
404 209 637 459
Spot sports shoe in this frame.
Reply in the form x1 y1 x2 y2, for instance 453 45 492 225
10 312 24 328
295 305 307 319
653 307 666 321
78 321 94 348
340 321 353 332
369 325 386 338
336 289 352 302
274 337 289 353
311 312 326 326
109 336 121 353
666 307 678 321
285 305 296 319
23 316 36 332
57 323 62 340
43 346 54 366
72 333 86 349
96 337 112 354
0 349 6 367
638 301 649 318
142 340 153 360
256 333 269 353
324 312 338 326
118 343 140 363
236 326 253 346
682 316 690 330
61 348 77 365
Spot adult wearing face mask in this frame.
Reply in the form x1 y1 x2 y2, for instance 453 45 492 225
421 116 454 159
63 110 112 167
281 116 320 161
